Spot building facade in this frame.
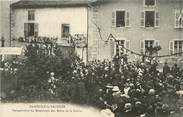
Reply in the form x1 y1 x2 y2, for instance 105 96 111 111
10 0 183 63
88 0 183 63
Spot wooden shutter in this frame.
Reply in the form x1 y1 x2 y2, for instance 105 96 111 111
125 11 130 27
112 11 116 27
110 41 116 58
155 40 160 55
125 40 130 53
175 10 181 28
141 11 145 27
34 23 38 37
155 40 160 46
169 41 174 55
24 23 28 38
155 11 160 27
140 40 145 54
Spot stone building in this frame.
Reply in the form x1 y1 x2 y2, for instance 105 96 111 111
10 0 183 63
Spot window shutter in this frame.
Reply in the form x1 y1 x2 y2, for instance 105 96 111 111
24 23 28 38
155 40 160 46
34 23 38 37
112 11 116 27
155 40 160 55
140 40 145 54
141 11 145 27
169 41 174 55
110 41 115 58
155 11 160 27
125 40 130 53
125 11 130 27
175 10 181 28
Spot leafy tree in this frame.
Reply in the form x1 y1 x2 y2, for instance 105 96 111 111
4 43 78 102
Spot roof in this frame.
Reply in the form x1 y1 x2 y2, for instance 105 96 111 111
11 0 102 9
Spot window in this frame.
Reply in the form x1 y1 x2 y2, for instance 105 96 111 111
145 11 155 27
115 40 125 56
175 10 183 28
62 24 70 38
24 23 38 38
141 11 160 27
145 40 154 50
112 10 130 27
114 40 130 56
169 40 183 56
28 10 35 21
140 40 159 54
116 11 125 27
144 0 156 6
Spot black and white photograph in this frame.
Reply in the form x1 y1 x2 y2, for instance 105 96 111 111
0 0 183 117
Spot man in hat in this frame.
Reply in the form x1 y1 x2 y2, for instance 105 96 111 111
123 103 137 117
134 101 146 117
163 62 170 76
171 63 180 76
111 86 125 117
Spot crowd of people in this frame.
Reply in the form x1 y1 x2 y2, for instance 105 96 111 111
60 56 183 117
1 48 183 117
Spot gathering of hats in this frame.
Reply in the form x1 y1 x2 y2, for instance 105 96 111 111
66 58 183 117
1 43 183 117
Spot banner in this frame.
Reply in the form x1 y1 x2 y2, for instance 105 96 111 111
0 47 23 55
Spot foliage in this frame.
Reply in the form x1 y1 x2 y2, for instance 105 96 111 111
3 43 78 102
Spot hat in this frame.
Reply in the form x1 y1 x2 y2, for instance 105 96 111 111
106 83 113 88
135 101 142 105
112 86 120 92
167 75 173 79
120 94 130 99
126 79 130 81
129 83 134 87
125 103 132 109
148 89 155 95
101 109 115 117
50 72 55 76
179 107 183 111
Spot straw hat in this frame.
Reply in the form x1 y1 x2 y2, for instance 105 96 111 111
112 86 120 92
148 89 155 95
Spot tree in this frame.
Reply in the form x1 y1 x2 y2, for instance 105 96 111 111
4 42 78 102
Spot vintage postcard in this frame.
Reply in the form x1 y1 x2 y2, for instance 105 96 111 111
0 0 183 117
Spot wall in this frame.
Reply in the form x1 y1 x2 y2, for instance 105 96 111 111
12 7 87 38
88 0 183 62
12 6 88 62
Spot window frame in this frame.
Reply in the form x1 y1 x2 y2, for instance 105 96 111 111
145 10 155 27
113 38 130 57
116 10 126 28
61 24 70 38
174 9 183 29
114 39 125 57
141 9 160 28
172 39 183 56
140 39 159 55
24 22 39 38
143 0 156 7
28 10 35 21
112 9 130 28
